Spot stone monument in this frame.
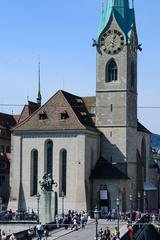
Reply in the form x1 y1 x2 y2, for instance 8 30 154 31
39 173 57 224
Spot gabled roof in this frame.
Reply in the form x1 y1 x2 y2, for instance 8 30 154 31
90 157 129 179
17 101 39 123
0 112 17 129
13 90 97 132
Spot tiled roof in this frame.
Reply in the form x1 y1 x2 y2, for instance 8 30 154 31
90 157 129 179
13 115 20 123
0 112 17 129
13 91 151 134
82 96 96 123
13 90 98 132
17 101 39 123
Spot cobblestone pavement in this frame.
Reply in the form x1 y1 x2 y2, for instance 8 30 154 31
34 219 128 240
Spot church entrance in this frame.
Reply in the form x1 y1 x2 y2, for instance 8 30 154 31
99 185 109 218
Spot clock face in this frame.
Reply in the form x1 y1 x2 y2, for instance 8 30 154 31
100 29 125 55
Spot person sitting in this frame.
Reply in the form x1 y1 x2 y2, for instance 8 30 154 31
71 218 78 230
9 233 16 240
1 231 7 240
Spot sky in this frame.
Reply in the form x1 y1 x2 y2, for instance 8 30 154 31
0 0 160 134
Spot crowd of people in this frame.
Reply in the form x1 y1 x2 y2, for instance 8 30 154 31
0 209 140 240
61 210 89 230
0 209 37 221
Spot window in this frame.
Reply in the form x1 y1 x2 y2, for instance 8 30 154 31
46 140 53 177
59 149 67 196
39 111 48 120
61 111 69 120
106 59 118 82
110 104 113 112
0 145 4 153
31 149 38 196
6 146 10 153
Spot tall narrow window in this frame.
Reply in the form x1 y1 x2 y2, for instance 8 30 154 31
31 149 38 196
106 59 118 82
46 140 53 177
59 149 67 196
110 104 113 112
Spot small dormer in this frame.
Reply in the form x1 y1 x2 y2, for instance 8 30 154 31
60 111 69 120
39 111 48 120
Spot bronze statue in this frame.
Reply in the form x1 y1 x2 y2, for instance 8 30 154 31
39 173 57 192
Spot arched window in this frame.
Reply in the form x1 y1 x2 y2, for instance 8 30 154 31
45 140 53 177
31 149 38 196
59 149 67 196
106 59 118 82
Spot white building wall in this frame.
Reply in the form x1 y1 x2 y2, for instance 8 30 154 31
9 130 99 213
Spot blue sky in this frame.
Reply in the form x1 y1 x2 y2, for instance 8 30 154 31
0 0 160 133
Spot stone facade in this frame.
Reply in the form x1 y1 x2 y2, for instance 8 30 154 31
9 130 100 214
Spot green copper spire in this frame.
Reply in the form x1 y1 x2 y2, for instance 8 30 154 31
37 58 42 107
97 0 135 40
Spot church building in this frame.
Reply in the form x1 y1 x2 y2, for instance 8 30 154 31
9 0 157 215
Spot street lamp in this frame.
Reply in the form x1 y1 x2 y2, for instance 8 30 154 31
116 197 120 238
129 193 133 224
0 196 3 211
61 191 64 218
94 206 100 240
143 191 146 213
36 192 41 223
138 192 141 212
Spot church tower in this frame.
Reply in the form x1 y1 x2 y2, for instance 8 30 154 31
95 0 139 201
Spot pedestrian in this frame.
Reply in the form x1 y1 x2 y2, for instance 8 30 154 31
9 233 16 240
106 226 111 239
63 216 69 229
1 231 7 240
36 222 43 240
129 226 133 240
71 218 78 230
26 228 34 240
55 215 60 228
99 228 103 239
43 224 49 240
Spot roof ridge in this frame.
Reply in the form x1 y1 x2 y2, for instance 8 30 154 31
61 91 86 129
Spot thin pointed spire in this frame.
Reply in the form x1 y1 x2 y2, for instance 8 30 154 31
37 57 42 107
27 95 29 102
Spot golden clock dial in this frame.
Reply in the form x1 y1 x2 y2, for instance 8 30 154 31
100 29 124 54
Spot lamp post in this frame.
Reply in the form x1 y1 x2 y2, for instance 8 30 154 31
36 192 41 223
143 191 146 213
61 191 64 218
138 192 141 212
116 197 120 238
129 193 133 224
94 206 99 240
0 196 3 211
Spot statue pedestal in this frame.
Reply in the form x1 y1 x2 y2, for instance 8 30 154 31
39 191 55 224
